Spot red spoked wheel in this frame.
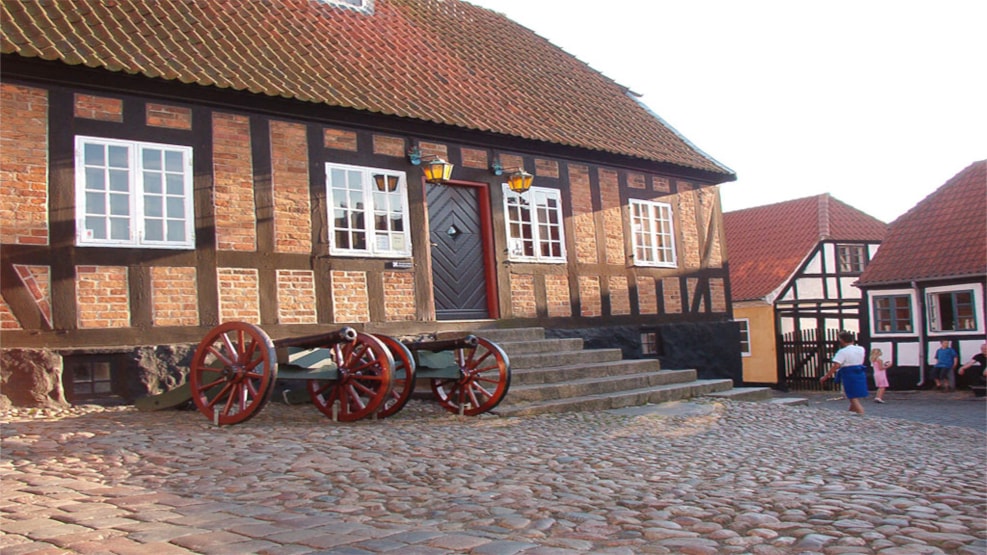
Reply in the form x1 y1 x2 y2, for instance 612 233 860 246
306 333 393 422
189 321 277 426
430 337 511 416
374 335 416 418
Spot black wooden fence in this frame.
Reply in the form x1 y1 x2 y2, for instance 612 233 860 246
781 328 850 391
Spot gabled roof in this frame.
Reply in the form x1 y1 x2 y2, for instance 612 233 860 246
857 160 987 287
724 194 887 301
0 0 734 178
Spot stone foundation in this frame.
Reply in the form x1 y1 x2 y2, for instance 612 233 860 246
0 345 193 408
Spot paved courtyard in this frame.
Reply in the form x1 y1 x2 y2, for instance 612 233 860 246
2 390 985 554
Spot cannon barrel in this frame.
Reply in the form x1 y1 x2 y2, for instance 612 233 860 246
273 327 358 349
408 334 479 353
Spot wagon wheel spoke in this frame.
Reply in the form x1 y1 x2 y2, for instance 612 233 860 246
308 333 393 422
431 337 511 416
189 322 277 426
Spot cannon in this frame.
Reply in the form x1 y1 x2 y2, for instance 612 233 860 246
137 322 511 424
374 334 511 417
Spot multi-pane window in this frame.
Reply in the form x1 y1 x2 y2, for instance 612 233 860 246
630 199 676 267
641 332 658 355
736 319 751 356
873 295 913 333
327 163 410 257
503 185 566 263
928 290 977 331
837 244 867 274
75 136 194 248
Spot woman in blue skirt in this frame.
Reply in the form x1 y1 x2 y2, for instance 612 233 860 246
821 331 868 415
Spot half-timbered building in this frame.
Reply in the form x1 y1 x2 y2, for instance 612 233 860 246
724 195 886 389
856 160 987 390
0 0 738 405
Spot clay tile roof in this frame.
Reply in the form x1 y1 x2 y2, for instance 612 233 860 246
857 160 987 287
1 0 734 178
724 194 887 301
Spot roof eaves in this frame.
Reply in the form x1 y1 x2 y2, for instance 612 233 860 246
630 94 736 178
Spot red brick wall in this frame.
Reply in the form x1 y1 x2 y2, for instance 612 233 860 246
217 268 260 323
146 103 192 130
579 276 602 317
271 120 311 254
383 271 416 322
545 274 572 318
0 84 49 246
14 264 52 328
213 112 257 251
331 270 370 323
677 182 701 270
608 275 631 316
76 266 130 328
1 298 21 330
277 270 318 324
324 127 358 151
637 276 658 315
568 164 597 265
599 168 625 266
710 277 727 313
151 266 199 326
510 273 537 318
662 277 682 314
74 93 122 121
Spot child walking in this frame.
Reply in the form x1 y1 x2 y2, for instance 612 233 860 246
870 348 889 403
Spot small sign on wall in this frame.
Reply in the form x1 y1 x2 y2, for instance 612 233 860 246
388 261 413 270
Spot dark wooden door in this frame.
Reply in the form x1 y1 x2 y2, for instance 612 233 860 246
426 183 489 320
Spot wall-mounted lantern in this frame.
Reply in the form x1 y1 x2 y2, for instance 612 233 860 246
491 158 534 193
408 146 454 184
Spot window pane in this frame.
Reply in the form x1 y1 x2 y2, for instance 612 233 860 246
109 193 130 216
144 172 162 194
85 217 106 239
109 169 129 192
352 231 366 250
84 143 105 165
166 221 185 242
142 148 162 171
166 173 184 195
110 217 130 240
145 197 162 218
335 230 350 249
145 219 163 241
166 197 185 218
86 192 106 215
165 150 184 172
86 168 105 190
391 214 403 232
108 145 129 168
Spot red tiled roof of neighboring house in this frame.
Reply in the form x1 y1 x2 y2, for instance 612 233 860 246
0 0 734 178
857 160 987 286
724 194 887 301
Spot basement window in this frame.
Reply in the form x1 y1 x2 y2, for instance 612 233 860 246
62 354 127 405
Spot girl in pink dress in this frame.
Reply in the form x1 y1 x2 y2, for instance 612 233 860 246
870 348 889 403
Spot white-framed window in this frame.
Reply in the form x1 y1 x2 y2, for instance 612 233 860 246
736 319 751 356
75 136 194 249
503 185 566 263
327 163 411 257
630 199 676 267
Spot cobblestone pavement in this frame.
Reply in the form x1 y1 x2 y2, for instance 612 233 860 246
2 392 985 555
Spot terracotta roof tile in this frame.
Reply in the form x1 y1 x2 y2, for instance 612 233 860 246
857 160 987 286
1 0 733 177
724 194 887 301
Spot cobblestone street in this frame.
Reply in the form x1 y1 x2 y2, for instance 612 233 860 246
2 392 985 554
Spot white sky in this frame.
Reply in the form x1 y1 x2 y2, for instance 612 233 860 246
467 0 987 223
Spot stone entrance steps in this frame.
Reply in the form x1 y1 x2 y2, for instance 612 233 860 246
466 327 737 417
